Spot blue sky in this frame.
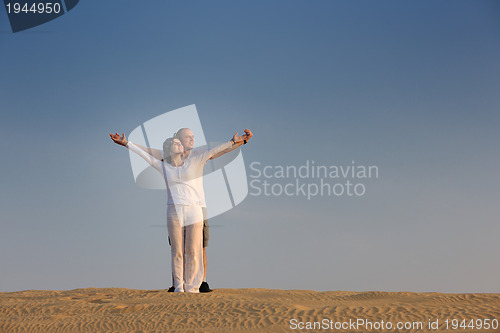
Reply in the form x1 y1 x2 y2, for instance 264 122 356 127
1 0 499 293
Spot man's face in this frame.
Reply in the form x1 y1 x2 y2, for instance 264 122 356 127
178 129 194 151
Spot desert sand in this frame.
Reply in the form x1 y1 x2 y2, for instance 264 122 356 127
1 288 499 333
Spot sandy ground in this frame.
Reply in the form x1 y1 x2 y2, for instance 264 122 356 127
0 288 499 333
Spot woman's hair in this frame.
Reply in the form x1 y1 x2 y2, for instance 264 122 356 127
162 137 175 163
163 129 189 162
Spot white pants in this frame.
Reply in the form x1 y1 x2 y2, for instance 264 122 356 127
167 204 204 293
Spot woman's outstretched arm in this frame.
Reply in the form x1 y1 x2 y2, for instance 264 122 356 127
109 133 163 160
109 132 163 174
133 144 163 161
109 132 129 147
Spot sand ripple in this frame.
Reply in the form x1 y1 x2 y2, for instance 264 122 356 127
1 288 499 332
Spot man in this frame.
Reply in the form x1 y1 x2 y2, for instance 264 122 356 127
131 128 253 292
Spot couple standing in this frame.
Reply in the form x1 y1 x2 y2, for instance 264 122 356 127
110 128 253 292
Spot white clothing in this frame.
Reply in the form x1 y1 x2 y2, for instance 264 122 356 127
126 140 232 292
167 204 203 293
127 141 232 208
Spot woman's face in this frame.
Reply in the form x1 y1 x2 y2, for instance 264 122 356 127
170 138 184 155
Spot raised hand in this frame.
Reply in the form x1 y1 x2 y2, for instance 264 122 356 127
232 129 253 144
242 129 253 142
109 132 128 147
232 132 242 143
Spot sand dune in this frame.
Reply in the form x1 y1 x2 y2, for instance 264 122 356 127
1 288 499 332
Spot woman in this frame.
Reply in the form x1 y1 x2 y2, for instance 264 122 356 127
109 131 243 292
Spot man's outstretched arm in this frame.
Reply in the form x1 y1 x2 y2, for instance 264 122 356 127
210 129 253 160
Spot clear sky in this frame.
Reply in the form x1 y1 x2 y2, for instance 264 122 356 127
1 0 499 293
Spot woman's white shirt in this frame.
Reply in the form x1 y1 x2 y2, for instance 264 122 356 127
127 141 232 207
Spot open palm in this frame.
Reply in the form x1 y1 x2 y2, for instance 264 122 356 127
109 132 128 146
